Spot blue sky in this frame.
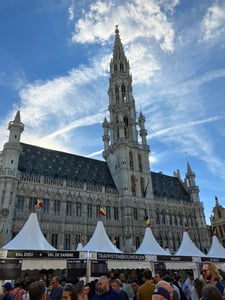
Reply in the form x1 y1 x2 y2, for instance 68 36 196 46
0 0 224 224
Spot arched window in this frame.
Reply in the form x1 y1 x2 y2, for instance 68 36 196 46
120 63 124 70
114 64 117 72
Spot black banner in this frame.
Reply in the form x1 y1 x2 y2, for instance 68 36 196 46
95 252 146 261
6 250 81 259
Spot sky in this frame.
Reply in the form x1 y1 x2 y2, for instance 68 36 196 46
0 0 224 225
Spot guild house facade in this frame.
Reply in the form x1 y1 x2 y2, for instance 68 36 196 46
0 27 210 253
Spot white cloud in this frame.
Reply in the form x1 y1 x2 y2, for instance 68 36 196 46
72 0 175 52
201 2 225 43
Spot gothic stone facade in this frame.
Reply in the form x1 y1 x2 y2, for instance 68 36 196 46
0 28 210 253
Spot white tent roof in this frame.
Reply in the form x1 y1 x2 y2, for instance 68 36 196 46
207 235 225 258
135 226 170 255
175 230 205 257
3 213 56 250
82 220 123 253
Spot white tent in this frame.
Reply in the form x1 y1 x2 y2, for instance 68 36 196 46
175 230 205 257
135 226 170 255
82 220 123 253
2 213 56 250
207 235 225 258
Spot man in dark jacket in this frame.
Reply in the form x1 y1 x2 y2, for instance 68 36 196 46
91 276 121 300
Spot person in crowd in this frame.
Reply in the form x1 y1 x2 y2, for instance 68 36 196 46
62 282 89 300
163 275 180 300
20 275 30 291
47 277 63 300
131 280 140 300
10 283 26 300
189 278 205 300
119 273 133 300
136 272 145 286
201 284 223 300
91 276 121 300
111 279 129 300
152 286 170 300
2 283 13 300
28 281 46 300
137 269 156 300
182 272 194 300
156 280 174 300
174 276 187 300
154 272 164 284
202 261 224 295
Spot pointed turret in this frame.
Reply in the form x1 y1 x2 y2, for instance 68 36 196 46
0 110 24 246
185 162 199 202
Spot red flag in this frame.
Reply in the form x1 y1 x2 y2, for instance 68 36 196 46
99 207 106 217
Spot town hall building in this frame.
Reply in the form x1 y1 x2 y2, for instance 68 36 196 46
0 27 210 253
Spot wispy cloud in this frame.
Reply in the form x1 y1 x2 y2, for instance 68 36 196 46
201 1 225 43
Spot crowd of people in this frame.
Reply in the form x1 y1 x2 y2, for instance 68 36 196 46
1 261 225 300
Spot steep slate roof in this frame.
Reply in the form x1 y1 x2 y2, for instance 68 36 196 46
18 143 117 190
151 172 191 202
18 143 190 201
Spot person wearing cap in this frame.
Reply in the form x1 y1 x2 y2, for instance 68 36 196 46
152 287 170 300
2 282 13 300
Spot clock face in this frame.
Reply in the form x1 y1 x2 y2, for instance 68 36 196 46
1 208 9 217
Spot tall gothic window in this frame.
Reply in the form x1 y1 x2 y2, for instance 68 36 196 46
96 204 100 219
16 195 24 212
129 151 134 169
135 236 140 249
87 203 92 218
115 86 119 103
53 200 60 215
121 84 126 100
76 202 81 217
133 207 138 220
124 116 129 138
51 233 58 248
140 177 145 197
138 154 142 171
29 196 37 211
64 234 71 250
106 206 111 220
131 175 136 196
114 207 119 220
75 234 81 245
120 63 124 70
66 201 72 216
43 198 49 214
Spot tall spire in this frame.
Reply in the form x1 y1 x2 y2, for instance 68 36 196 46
113 25 126 62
